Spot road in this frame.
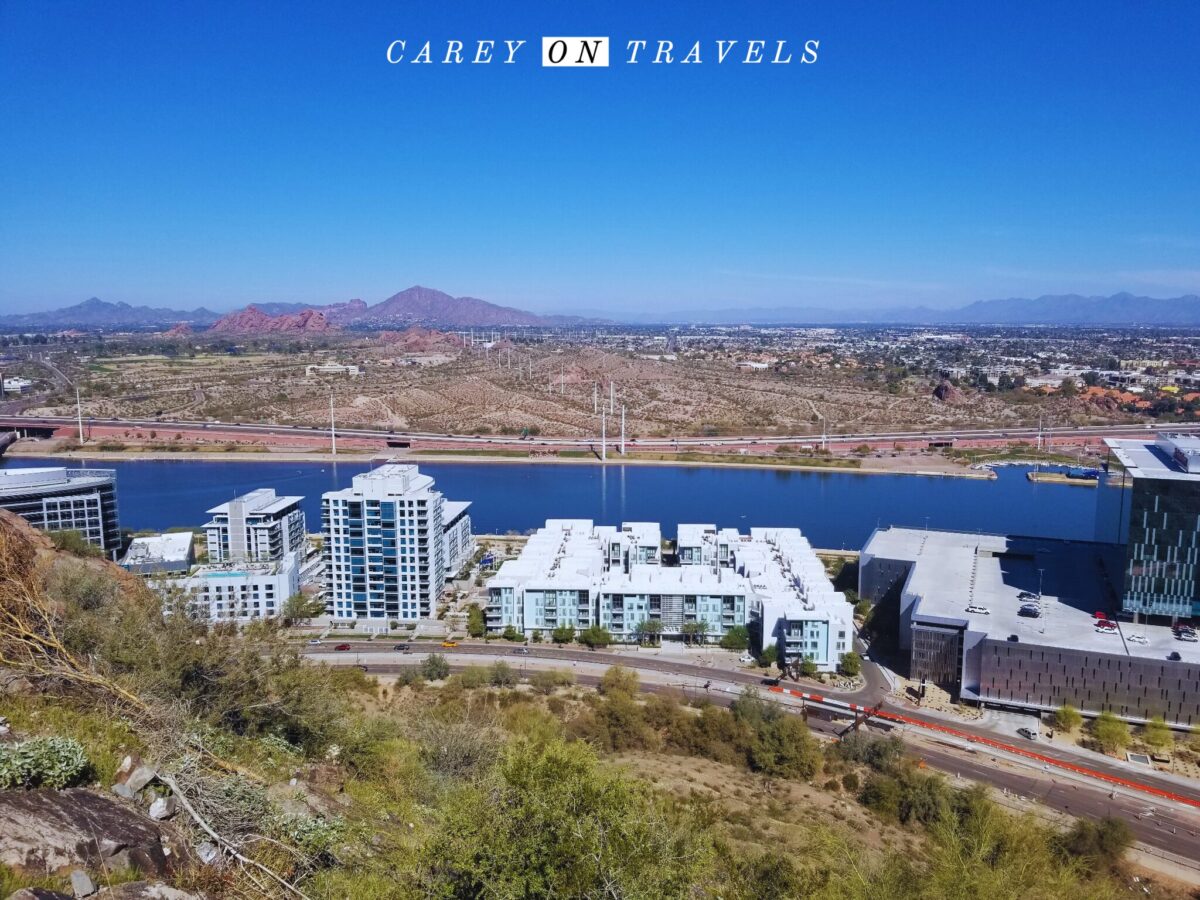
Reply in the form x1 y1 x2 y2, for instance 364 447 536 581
315 650 1200 866
309 642 1200 808
2 413 1195 451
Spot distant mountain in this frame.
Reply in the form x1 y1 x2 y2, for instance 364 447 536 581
209 306 334 335
631 293 1200 326
0 297 219 330
335 286 594 328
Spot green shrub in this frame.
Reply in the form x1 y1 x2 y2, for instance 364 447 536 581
421 654 451 681
501 625 522 642
528 669 574 694
839 651 862 677
0 737 90 789
1091 711 1130 754
1053 704 1083 732
48 530 102 558
841 771 860 792
458 665 490 689
489 661 517 686
719 625 749 651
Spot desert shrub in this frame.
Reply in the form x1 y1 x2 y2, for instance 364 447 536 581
422 654 451 681
528 669 574 694
0 737 90 789
1091 711 1130 754
1054 704 1083 732
458 665 489 689
719 625 749 651
489 661 517 686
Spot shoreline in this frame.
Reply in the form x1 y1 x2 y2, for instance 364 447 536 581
2 443 997 480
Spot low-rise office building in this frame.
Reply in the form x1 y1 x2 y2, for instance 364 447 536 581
204 488 306 563
861 526 1200 726
487 520 853 669
0 466 120 559
120 532 195 575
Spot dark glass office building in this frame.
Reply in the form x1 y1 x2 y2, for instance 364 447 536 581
1104 434 1200 620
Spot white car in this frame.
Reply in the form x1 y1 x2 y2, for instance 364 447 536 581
738 654 755 664
1127 633 1148 644
965 605 990 615
307 638 323 645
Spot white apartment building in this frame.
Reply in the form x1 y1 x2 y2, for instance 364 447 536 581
204 488 306 563
156 551 302 623
323 464 469 624
486 520 854 670
442 500 475 577
0 466 121 559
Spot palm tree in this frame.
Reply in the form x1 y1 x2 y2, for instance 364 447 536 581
681 620 709 646
636 618 664 646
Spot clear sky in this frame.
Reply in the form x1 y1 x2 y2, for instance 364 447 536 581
2 1 1198 314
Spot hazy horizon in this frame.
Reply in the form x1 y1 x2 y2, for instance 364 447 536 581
2 1 1198 314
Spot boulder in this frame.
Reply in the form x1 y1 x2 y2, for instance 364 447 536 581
123 768 156 794
6 889 73 900
109 785 134 801
99 884 201 899
147 797 176 821
69 870 95 898
0 789 178 877
932 380 966 405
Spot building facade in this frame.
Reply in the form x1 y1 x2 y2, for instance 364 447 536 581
157 551 302 623
442 500 475 577
1102 434 1200 621
322 464 464 623
487 520 853 669
204 488 306 563
0 466 120 559
120 532 195 576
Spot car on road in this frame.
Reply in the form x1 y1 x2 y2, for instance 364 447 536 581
1017 591 1037 600
1179 631 1199 642
392 643 411 652
965 605 990 615
1169 651 1183 661
334 643 352 651
441 640 459 648
1018 606 1041 618
1017 727 1037 741
511 648 530 655
1127 633 1148 644
307 638 322 645
1006 634 1020 642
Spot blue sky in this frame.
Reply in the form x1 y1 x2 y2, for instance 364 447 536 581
1 1 1198 314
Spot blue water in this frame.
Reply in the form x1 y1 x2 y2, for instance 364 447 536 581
0 455 1107 549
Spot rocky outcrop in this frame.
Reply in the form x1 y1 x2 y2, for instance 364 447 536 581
932 380 966 404
0 789 181 877
378 326 463 353
209 306 334 335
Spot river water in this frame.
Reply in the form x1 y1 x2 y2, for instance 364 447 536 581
0 456 1113 549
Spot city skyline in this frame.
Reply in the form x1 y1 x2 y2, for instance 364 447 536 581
2 1 1198 314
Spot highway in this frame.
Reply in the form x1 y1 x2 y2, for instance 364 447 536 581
2 413 1196 450
312 649 1200 866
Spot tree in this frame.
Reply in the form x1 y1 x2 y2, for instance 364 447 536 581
501 624 522 642
1058 377 1078 397
578 625 612 649
422 653 451 681
1081 370 1102 387
838 651 862 677
757 643 778 669
417 739 713 897
1091 710 1130 754
550 625 575 645
635 618 663 646
1054 703 1083 732
599 666 639 697
799 657 819 678
1057 816 1133 864
489 661 517 686
681 621 709 646
719 625 749 651
530 629 543 643
1142 715 1173 752
466 603 486 638
281 592 326 627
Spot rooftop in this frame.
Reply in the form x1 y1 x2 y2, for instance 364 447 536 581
206 487 302 518
325 462 437 500
865 526 1200 663
0 466 116 496
120 532 194 567
1105 432 1200 481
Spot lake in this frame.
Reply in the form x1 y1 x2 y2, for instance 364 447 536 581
0 456 1114 549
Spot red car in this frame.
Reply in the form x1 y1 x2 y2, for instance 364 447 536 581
334 643 352 651
1093 612 1108 620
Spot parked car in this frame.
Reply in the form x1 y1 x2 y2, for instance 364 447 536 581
1127 633 1148 644
392 643 411 652
1093 611 1108 620
965 605 990 615
1018 606 1041 618
511 647 530 656
441 640 459 648
1179 632 1199 643
1007 634 1020 642
1169 651 1183 661
1017 727 1038 741
738 654 756 664
334 643 352 651
307 638 323 645
1017 591 1037 600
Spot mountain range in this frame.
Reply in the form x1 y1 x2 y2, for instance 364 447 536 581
2 290 1199 331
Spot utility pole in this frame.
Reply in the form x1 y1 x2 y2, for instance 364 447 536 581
593 382 598 414
560 362 564 395
601 410 607 463
76 386 84 443
620 405 626 455
330 392 337 457
609 380 615 414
